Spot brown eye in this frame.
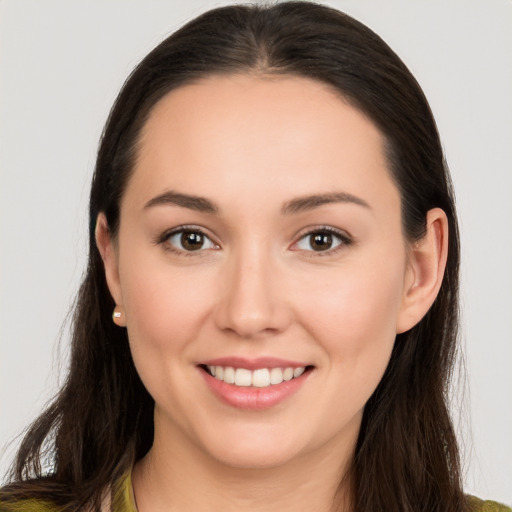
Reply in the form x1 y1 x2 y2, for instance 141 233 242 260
181 231 205 251
310 232 333 251
166 229 217 252
294 229 349 253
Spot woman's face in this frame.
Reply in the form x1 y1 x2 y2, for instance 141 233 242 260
102 75 418 469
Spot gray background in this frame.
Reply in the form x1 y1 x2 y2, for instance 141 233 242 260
1 0 511 503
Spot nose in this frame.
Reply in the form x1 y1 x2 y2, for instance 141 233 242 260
213 247 292 339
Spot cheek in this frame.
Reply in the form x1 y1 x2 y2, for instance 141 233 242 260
297 257 405 368
118 257 219 416
293 261 405 433
118 256 216 357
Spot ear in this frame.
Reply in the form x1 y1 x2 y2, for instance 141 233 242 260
95 213 126 326
396 208 449 334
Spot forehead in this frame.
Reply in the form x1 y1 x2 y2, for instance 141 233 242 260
126 74 399 215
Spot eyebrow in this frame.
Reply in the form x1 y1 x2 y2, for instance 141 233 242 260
144 190 370 216
144 191 219 214
282 192 371 215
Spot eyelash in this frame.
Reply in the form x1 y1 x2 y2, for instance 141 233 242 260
155 225 352 257
155 225 219 257
292 226 353 257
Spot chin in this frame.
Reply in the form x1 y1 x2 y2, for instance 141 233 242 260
200 429 306 470
211 448 298 470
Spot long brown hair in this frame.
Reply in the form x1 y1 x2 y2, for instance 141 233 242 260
1 2 466 511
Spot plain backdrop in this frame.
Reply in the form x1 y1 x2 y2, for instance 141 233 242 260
1 0 511 503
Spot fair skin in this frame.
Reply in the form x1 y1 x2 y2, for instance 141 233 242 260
96 74 448 512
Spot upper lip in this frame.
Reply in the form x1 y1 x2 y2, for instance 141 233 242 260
199 356 310 370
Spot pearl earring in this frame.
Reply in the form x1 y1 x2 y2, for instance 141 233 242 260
112 307 123 324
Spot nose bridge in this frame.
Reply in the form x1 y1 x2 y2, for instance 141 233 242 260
215 239 289 338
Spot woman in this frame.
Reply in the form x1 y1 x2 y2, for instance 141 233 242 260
0 2 509 511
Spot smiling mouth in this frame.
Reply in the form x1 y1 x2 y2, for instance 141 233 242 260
200 365 314 388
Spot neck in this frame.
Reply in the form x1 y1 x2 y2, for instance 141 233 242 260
132 418 356 512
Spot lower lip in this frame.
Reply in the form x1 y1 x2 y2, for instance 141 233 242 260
199 368 311 410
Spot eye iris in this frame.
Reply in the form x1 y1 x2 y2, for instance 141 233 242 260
310 232 332 251
181 231 204 250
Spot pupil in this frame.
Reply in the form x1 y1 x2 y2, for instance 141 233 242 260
311 232 332 251
181 231 203 250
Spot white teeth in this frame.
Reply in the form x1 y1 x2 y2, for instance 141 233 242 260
208 365 307 388
283 367 294 381
252 368 270 387
224 367 235 384
293 367 305 378
235 368 252 386
270 367 284 385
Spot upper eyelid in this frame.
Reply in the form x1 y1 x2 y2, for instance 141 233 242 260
157 225 217 244
290 226 353 254
156 224 352 249
156 226 220 257
293 225 352 242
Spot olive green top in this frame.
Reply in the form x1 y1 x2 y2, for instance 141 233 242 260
0 473 137 512
1 472 510 511
467 496 512 512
